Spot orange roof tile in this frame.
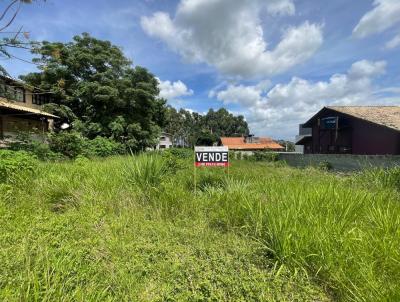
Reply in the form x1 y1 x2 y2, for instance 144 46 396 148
220 137 284 150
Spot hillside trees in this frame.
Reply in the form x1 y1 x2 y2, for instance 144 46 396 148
165 107 249 146
21 33 167 151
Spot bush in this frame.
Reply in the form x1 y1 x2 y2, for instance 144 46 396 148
0 150 38 183
83 136 126 158
164 148 193 159
317 161 333 171
49 132 126 159
8 132 64 161
251 151 279 162
48 131 86 159
161 150 185 174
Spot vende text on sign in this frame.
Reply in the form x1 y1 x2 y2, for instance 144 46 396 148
195 146 229 167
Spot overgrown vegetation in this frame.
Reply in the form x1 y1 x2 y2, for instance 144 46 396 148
1 151 399 301
8 131 126 160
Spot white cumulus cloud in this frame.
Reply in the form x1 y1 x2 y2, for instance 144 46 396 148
141 0 323 77
353 0 400 41
212 60 398 138
385 34 400 49
157 78 193 100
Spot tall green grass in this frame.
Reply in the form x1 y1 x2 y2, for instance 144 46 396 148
1 154 399 301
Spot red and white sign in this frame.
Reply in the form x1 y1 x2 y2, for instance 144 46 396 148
195 146 229 167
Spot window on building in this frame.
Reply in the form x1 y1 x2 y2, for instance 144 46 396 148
160 145 166 149
0 84 7 98
160 136 166 141
0 84 25 102
14 87 25 102
32 94 51 105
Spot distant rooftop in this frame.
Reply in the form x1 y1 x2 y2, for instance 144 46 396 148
220 137 284 150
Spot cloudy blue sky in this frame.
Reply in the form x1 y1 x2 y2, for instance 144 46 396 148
3 0 400 139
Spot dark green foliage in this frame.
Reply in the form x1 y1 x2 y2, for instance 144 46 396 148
82 136 126 158
276 140 296 152
165 107 249 147
160 151 185 175
48 131 126 159
195 129 216 146
317 161 333 171
160 148 193 174
0 150 37 183
42 103 77 130
21 33 166 151
163 148 193 159
48 131 85 159
8 131 126 160
251 151 279 162
8 132 64 161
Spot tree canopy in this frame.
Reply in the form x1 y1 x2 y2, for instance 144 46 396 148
22 33 167 151
165 107 249 146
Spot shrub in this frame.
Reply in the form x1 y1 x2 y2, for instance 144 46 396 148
0 150 38 183
48 131 86 159
165 148 193 159
251 151 279 162
83 136 126 158
161 150 185 174
317 161 333 171
49 132 126 159
8 132 64 161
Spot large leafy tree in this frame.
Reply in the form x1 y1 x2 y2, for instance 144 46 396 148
21 33 167 151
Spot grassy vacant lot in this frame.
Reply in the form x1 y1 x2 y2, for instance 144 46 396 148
1 152 399 301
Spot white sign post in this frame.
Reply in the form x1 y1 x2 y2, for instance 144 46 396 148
193 146 230 193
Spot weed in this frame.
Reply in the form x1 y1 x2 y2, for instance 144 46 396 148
0 156 399 301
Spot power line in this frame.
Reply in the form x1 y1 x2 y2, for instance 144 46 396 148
0 77 61 95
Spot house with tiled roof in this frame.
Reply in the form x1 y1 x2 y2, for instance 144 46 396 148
220 136 284 151
296 106 400 155
0 75 58 145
